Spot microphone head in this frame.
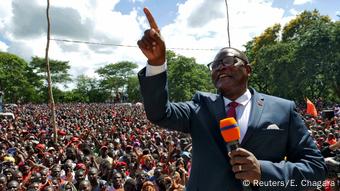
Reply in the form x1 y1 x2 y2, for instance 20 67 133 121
220 117 240 142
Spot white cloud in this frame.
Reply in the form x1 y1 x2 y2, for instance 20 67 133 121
293 0 312 5
0 41 8 51
0 0 293 89
130 0 146 3
289 8 299 16
0 0 145 81
162 0 286 64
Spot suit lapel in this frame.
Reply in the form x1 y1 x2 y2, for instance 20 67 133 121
241 89 264 147
206 93 229 155
206 93 244 190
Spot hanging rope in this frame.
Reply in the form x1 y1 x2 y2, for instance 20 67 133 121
50 38 220 51
224 0 231 47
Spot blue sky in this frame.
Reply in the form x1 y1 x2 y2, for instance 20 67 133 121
115 0 187 27
115 0 340 27
118 0 340 27
0 0 338 85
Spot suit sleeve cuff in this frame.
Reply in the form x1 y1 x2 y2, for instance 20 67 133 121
259 160 275 182
146 61 167 76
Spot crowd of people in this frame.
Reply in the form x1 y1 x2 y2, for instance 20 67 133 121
0 102 339 191
1 103 191 191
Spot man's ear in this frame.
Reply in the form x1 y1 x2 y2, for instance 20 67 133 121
245 64 252 76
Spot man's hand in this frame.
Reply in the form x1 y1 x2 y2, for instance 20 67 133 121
229 148 261 183
137 7 166 65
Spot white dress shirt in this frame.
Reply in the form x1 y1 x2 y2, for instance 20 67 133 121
223 90 252 143
145 63 252 143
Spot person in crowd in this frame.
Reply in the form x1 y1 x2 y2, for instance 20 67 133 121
78 180 92 191
112 172 124 191
0 174 7 191
7 180 19 191
124 178 137 191
88 167 111 191
141 181 157 191
74 169 86 190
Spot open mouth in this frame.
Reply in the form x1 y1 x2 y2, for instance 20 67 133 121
218 74 232 79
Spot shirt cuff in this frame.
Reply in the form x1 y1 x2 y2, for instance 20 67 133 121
146 62 167 76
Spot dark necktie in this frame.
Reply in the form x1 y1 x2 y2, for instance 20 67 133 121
227 101 239 119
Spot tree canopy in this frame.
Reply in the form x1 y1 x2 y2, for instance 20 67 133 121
167 50 215 101
30 56 71 85
247 10 340 102
0 52 39 103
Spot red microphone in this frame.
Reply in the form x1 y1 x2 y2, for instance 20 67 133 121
220 117 240 152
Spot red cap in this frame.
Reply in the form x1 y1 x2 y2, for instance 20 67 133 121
76 163 86 170
58 130 67 136
116 161 127 167
71 137 79 142
220 118 240 142
35 144 46 151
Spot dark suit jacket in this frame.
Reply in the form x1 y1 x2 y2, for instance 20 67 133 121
138 68 327 191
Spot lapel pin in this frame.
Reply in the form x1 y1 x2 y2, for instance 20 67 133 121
257 100 263 106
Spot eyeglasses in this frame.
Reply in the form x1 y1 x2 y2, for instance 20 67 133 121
207 56 247 70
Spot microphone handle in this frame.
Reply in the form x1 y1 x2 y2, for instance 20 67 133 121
227 141 252 191
227 140 239 152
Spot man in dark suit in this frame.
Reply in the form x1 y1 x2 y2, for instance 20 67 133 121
137 8 327 191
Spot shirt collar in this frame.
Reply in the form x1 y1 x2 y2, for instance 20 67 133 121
223 89 252 107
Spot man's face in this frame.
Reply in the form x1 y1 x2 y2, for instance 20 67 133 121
7 180 19 191
44 156 54 167
51 166 61 178
84 156 92 166
14 172 23 182
28 182 40 191
40 169 49 182
4 170 13 181
79 181 92 191
30 172 41 183
87 168 98 183
136 172 148 186
75 170 86 182
112 173 123 189
0 176 7 191
101 149 108 157
211 49 251 99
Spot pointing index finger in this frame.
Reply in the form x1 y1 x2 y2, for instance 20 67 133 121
143 7 160 32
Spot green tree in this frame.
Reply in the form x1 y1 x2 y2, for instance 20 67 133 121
283 10 339 101
332 21 340 98
0 52 39 103
246 24 282 94
126 76 142 103
29 56 71 86
96 61 138 101
167 50 215 101
246 10 340 102
73 74 110 102
282 9 331 42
